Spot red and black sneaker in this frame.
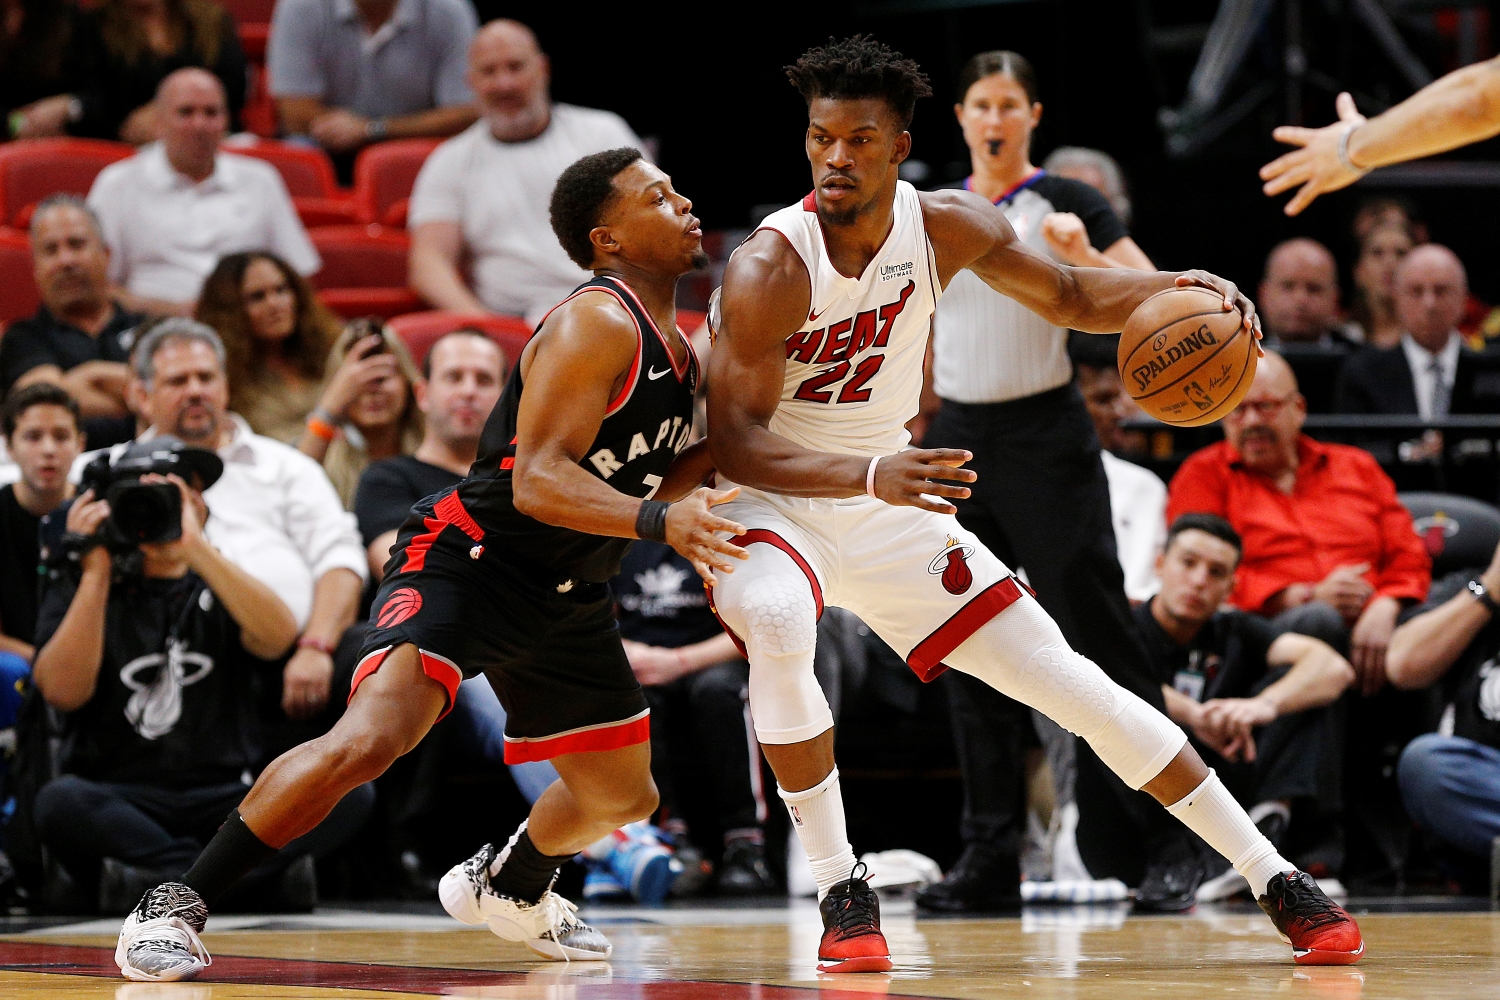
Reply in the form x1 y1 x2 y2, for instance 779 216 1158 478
1257 871 1364 965
817 864 892 973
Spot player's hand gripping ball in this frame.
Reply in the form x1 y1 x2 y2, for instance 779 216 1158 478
1119 285 1259 427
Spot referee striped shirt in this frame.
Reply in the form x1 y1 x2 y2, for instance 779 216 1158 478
933 171 1128 404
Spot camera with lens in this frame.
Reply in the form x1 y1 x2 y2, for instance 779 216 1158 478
77 436 226 553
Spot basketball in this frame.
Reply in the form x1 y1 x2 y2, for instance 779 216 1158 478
1118 286 1258 427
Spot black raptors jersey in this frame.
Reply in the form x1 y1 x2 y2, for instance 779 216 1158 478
459 276 699 585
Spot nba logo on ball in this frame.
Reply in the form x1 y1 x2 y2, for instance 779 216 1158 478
377 587 423 628
929 537 976 595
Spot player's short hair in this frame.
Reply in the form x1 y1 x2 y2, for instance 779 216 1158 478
956 50 1038 105
3 381 82 439
785 35 933 129
550 147 645 269
1166 513 1242 563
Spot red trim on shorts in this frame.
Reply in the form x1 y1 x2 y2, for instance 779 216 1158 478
400 516 444 573
906 576 1027 683
503 709 651 763
348 645 461 721
399 494 485 573
433 492 484 543
705 528 824 659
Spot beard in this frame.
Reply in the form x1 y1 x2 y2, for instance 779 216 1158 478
817 198 866 227
690 248 711 270
173 410 219 446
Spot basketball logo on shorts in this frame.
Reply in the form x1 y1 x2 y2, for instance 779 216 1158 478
928 536 975 595
377 587 423 628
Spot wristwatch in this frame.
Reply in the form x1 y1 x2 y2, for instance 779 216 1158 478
1468 578 1500 616
365 118 389 142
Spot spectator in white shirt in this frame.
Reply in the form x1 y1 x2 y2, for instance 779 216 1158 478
407 19 644 326
87 69 320 317
81 319 366 720
1075 359 1167 602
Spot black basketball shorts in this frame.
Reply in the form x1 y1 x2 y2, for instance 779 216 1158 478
353 490 649 763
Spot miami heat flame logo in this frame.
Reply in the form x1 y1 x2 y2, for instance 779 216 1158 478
928 536 975 596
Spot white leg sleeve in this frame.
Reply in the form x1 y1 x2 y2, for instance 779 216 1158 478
943 595 1186 790
711 543 832 745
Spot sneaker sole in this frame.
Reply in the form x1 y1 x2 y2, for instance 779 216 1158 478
817 955 893 973
119 959 205 983
525 938 613 961
1293 941 1365 966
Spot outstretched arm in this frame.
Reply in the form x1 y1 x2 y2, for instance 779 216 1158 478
921 189 1258 337
514 293 745 583
707 231 977 512
1262 60 1500 216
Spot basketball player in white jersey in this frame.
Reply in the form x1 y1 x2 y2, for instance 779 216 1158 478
707 37 1363 971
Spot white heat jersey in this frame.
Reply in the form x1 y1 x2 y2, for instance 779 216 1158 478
730 180 941 458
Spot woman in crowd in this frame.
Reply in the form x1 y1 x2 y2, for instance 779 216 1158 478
196 251 343 443
74 0 244 142
1348 223 1414 349
0 0 95 140
299 318 423 510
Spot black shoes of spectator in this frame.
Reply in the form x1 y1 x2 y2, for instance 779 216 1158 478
1134 848 1207 913
100 858 172 915
717 837 775 896
914 844 1022 913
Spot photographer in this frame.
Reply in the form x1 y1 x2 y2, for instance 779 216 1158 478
30 438 370 912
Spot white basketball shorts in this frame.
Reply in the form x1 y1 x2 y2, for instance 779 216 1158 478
708 483 1026 682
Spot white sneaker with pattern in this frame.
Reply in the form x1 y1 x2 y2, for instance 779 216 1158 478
440 842 611 961
115 881 212 981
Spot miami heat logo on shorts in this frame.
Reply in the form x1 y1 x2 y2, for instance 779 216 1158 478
377 587 423 628
928 536 975 595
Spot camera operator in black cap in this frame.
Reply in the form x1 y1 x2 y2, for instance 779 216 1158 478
27 437 372 913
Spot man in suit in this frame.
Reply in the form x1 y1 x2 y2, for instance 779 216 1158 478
1336 244 1500 415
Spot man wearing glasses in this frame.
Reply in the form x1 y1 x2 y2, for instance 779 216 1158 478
1166 352 1430 699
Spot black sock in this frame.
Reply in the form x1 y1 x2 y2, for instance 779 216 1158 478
490 824 570 904
181 810 279 904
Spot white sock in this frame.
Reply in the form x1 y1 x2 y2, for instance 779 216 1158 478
1166 770 1294 898
778 767 858 899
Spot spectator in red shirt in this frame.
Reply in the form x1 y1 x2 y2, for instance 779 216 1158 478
1167 351 1430 696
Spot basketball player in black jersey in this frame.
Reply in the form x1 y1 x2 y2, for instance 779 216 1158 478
114 148 748 981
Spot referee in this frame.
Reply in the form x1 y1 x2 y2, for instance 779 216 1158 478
918 51 1197 912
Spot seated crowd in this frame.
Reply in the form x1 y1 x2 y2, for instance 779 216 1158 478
0 7 1496 915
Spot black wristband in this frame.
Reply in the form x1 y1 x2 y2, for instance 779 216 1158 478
636 499 670 542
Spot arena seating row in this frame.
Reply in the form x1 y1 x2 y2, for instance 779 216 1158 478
0 136 442 321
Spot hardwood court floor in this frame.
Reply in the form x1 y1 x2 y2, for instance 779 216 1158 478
1 898 1495 999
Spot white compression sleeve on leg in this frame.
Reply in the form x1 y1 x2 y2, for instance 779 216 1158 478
779 768 858 899
712 544 832 744
1166 770 1293 898
943 596 1186 790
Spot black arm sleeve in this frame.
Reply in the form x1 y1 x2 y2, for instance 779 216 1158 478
1037 176 1129 254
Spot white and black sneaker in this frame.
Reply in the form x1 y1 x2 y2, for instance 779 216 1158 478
115 881 212 981
440 843 611 961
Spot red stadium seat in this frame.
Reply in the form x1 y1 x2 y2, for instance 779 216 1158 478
0 228 41 323
353 139 440 226
309 225 422 319
227 141 358 226
220 0 276 24
387 311 532 371
0 138 133 228
239 22 270 62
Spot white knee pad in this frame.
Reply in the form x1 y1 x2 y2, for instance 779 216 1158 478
946 598 1186 790
714 546 831 745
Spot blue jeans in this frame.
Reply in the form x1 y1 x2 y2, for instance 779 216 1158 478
1397 733 1500 858
453 676 558 804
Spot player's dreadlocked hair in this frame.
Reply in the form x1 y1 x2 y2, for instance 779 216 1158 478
550 147 645 269
785 36 933 129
